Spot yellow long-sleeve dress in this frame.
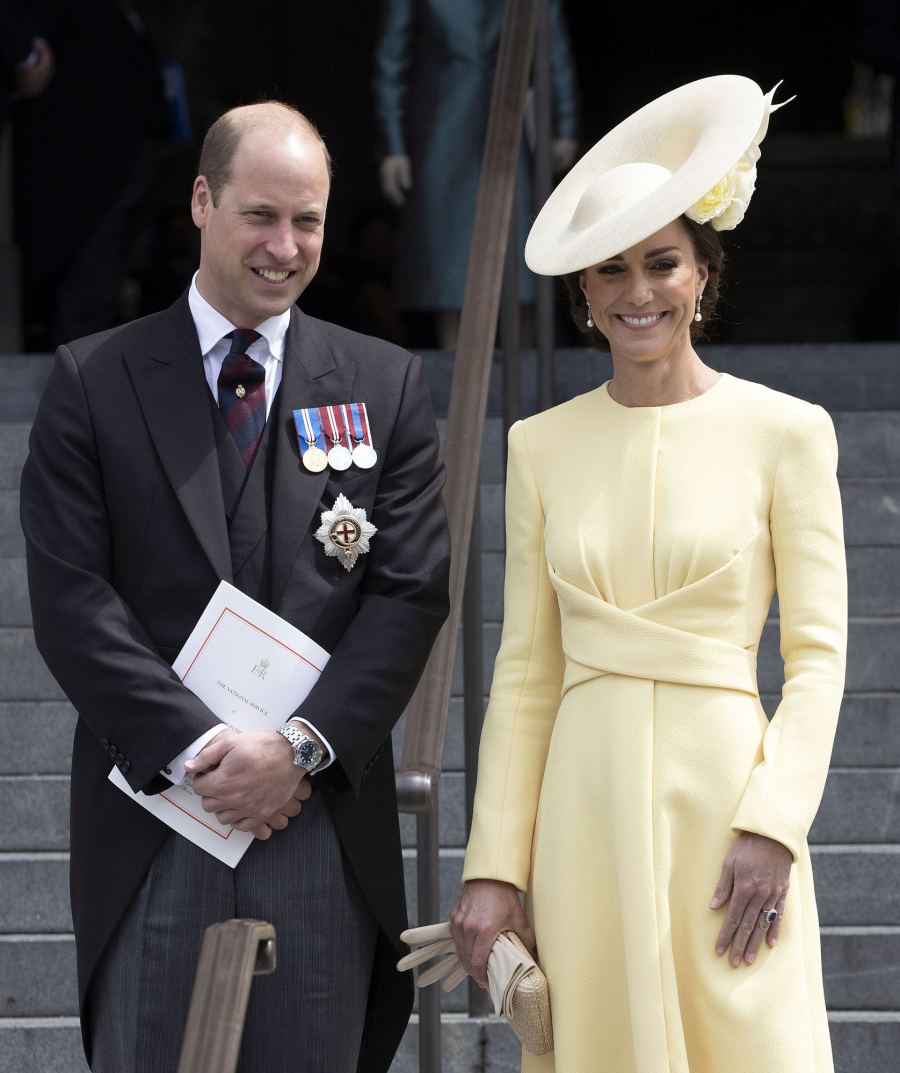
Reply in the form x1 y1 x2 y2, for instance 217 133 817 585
463 373 847 1073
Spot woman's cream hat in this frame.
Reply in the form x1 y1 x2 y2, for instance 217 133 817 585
525 75 791 276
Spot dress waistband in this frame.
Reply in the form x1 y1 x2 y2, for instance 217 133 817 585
552 570 759 697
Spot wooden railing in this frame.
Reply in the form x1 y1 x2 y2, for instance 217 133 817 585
394 0 544 1068
177 919 277 1073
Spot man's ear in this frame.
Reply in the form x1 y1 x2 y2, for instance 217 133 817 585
191 176 212 229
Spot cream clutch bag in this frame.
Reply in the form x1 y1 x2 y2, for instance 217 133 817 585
398 921 553 1055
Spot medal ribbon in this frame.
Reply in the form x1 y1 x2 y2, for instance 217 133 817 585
348 402 374 449
357 403 374 451
292 407 323 460
322 405 349 448
345 402 364 446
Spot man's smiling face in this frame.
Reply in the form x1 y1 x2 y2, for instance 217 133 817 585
191 124 330 328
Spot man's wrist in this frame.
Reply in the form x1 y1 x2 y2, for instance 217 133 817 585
276 722 326 772
288 719 328 761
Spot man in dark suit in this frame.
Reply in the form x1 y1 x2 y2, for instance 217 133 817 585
20 101 450 1073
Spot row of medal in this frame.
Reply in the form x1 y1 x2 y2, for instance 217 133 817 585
293 402 378 474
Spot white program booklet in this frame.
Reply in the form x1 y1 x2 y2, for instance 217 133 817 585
109 581 330 867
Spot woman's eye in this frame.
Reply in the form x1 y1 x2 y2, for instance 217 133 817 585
597 264 622 275
654 260 678 272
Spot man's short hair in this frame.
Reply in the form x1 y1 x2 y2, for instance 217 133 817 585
198 101 333 204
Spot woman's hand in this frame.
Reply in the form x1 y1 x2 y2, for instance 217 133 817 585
450 879 536 987
710 831 792 967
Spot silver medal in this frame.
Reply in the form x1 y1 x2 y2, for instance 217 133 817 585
352 443 378 469
327 444 353 471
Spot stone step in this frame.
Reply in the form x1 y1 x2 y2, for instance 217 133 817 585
420 344 900 418
391 693 900 776
0 1017 89 1073
0 1010 896 1073
822 928 900 1011
2 617 898 705
7 543 900 628
0 491 22 557
0 936 77 1019
2 765 894 853
0 703 75 775
0 690 894 785
0 424 30 492
4 476 900 566
2 846 898 937
0 631 64 702
0 778 69 852
2 544 895 630
4 409 895 498
6 346 900 426
0 356 53 423
832 412 900 478
1 922 895 1021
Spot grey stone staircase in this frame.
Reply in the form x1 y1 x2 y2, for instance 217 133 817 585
0 348 898 1072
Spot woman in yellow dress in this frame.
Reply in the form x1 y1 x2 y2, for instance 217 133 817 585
451 76 847 1073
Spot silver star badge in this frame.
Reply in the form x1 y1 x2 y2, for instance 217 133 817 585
315 493 377 571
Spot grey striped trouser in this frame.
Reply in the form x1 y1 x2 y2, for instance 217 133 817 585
87 791 378 1073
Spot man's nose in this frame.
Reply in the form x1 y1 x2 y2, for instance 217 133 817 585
267 223 298 262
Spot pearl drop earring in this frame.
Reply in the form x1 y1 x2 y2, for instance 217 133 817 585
586 300 594 328
694 294 703 323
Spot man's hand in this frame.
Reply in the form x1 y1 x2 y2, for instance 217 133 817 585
710 831 792 967
186 729 306 833
380 154 412 206
450 879 536 988
210 780 313 841
15 39 54 100
551 136 577 174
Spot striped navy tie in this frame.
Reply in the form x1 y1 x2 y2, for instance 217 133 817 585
217 329 266 469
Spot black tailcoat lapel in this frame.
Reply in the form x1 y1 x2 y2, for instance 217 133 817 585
123 298 233 583
270 308 355 609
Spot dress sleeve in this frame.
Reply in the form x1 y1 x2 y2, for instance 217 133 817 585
463 420 565 891
372 0 413 158
731 404 847 859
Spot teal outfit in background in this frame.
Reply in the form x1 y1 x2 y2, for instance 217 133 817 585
373 0 579 311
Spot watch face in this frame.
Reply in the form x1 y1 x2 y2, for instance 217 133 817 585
297 739 321 767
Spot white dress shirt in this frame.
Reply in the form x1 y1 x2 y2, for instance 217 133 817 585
164 277 334 784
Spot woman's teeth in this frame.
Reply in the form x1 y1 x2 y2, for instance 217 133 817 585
620 313 665 326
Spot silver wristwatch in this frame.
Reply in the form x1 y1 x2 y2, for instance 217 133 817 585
276 723 324 772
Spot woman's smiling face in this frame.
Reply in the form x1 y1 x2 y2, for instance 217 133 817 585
580 219 709 365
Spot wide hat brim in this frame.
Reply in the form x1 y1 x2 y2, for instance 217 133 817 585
525 75 769 276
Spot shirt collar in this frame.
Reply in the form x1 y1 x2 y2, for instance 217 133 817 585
188 272 290 362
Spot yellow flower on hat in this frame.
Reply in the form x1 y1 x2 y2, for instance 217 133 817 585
688 172 737 224
687 150 758 231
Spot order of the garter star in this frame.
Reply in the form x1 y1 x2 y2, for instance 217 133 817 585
315 494 378 571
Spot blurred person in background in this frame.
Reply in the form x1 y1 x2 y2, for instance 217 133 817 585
373 0 579 349
10 1 168 351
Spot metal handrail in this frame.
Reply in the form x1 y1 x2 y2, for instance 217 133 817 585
176 919 276 1073
395 0 539 1068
